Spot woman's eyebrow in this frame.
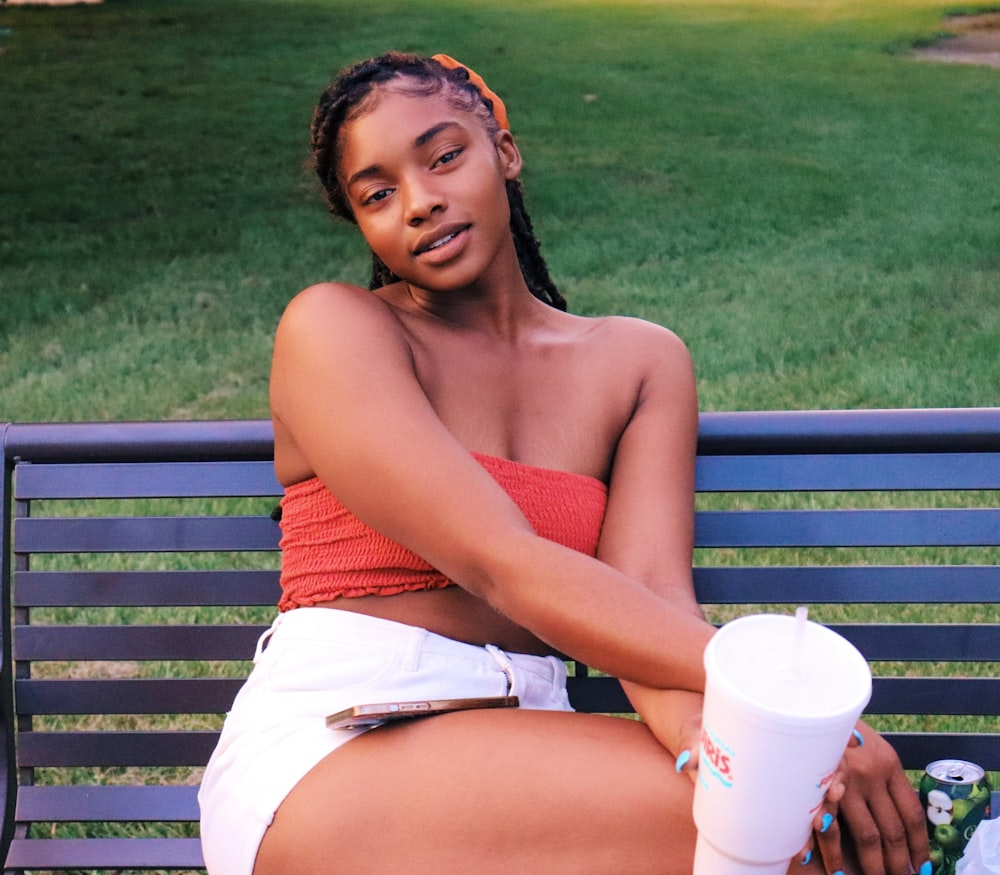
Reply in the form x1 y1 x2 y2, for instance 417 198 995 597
346 164 382 191
413 121 462 148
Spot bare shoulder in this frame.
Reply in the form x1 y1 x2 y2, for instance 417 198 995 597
595 314 688 345
269 282 422 484
277 281 403 337
284 280 369 308
270 281 414 417
272 281 416 373
588 314 693 374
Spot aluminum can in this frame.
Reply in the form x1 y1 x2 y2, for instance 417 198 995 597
918 759 992 875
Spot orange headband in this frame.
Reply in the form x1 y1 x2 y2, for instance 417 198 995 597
432 53 510 132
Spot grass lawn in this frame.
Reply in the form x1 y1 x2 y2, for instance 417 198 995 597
1 0 999 421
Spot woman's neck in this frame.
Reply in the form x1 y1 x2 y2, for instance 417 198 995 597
392 264 553 342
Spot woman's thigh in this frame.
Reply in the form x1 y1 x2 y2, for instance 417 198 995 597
254 708 697 875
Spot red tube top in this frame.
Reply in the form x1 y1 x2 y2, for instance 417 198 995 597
277 453 608 610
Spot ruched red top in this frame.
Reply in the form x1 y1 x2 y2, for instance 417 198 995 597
277 453 608 611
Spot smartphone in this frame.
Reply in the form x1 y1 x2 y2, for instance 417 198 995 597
326 695 519 730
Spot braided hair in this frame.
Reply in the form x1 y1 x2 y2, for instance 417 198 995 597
310 52 566 311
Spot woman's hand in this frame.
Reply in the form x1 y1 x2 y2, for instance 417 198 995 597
622 682 853 873
836 721 931 875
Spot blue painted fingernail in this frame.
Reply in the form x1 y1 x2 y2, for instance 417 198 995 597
833 871 844 875
920 862 933 875
852 728 864 746
675 749 692 773
820 813 834 833
800 850 812 865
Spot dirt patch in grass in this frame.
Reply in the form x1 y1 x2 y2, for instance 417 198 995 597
914 12 1000 68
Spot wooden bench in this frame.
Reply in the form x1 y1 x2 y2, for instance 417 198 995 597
2 409 998 872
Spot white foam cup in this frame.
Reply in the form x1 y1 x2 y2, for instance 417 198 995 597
692 610 872 875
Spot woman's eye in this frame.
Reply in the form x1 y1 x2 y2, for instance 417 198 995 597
434 148 462 167
363 188 393 206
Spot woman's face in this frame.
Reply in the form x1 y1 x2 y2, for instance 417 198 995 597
338 83 522 293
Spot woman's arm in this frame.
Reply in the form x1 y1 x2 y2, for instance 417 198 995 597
585 329 929 873
583 315 710 752
269 284 713 689
595 318 700 613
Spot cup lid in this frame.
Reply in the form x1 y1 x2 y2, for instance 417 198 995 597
705 613 872 724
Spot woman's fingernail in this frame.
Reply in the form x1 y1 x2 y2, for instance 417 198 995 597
920 862 933 875
833 871 844 875
800 850 812 865
820 813 834 833
675 749 692 773
851 728 864 746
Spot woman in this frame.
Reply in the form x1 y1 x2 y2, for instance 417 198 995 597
199 52 928 875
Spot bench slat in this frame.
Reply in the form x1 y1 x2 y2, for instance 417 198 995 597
16 678 245 715
695 508 1000 547
14 516 279 553
19 566 993 609
831 624 1000 661
15 410 1000 461
18 728 1000 775
16 623 998 664
566 676 627 712
17 731 220 767
867 677 1000 715
19 508 1000 553
693 565 1000 604
27 452 1000 499
884 734 1000 773
21 675 999 719
696 452 1000 492
14 460 281 500
3 419 273 463
5 837 204 870
14 569 281 607
15 785 198 822
696 408 1000 455
567 676 1000 717
14 625 264 661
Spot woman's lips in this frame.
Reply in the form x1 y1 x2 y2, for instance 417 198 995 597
413 224 470 263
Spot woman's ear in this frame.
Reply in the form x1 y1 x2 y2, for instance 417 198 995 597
494 130 523 181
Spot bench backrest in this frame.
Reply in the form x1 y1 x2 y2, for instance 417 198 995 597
2 421 279 872
2 410 999 872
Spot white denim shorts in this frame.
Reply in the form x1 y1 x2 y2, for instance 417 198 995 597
197 608 572 875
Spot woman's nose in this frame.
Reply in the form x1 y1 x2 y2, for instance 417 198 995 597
403 178 445 225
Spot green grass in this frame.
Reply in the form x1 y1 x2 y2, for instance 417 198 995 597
2 0 999 421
